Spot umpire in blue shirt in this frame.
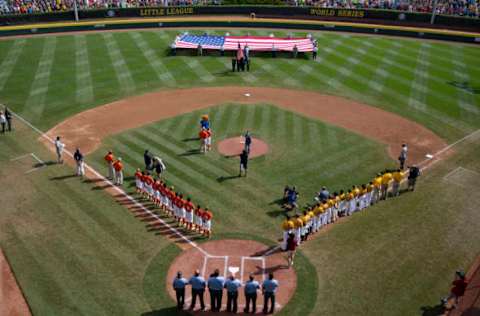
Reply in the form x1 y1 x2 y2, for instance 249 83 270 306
207 269 225 312
262 273 279 314
188 270 206 311
244 273 260 313
225 274 242 313
172 271 188 310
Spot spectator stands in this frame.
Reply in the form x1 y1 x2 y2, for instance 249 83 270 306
0 0 478 18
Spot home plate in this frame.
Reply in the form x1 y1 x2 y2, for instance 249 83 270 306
228 266 240 276
244 93 251 97
425 154 433 159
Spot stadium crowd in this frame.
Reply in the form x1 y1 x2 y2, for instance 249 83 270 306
0 0 478 17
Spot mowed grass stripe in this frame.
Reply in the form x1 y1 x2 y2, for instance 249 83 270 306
5 228 78 315
102 33 136 94
23 36 56 118
130 32 176 86
0 38 25 92
75 35 94 104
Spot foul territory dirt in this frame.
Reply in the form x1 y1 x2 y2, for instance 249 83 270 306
0 249 31 316
47 86 447 164
166 239 295 315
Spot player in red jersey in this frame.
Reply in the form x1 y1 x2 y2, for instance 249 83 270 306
134 169 143 194
184 198 195 230
194 205 204 232
202 208 213 237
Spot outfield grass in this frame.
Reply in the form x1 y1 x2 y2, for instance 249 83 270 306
0 29 478 142
88 103 395 241
0 28 480 316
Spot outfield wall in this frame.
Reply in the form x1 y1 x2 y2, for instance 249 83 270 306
1 16 479 44
0 7 479 44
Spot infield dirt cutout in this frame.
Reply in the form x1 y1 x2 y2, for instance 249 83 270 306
46 86 447 163
166 239 295 315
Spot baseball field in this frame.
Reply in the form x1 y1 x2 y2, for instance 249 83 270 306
0 26 480 316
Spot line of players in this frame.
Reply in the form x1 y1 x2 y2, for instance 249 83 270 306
134 169 214 237
281 168 413 249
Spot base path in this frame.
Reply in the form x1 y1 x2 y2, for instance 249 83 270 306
46 86 447 164
0 248 31 316
166 239 295 315
217 137 269 158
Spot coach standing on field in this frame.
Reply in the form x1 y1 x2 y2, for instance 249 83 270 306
173 271 188 310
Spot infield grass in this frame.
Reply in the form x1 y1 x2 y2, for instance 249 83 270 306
88 103 395 241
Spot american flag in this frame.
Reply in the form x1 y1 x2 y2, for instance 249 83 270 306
174 34 314 52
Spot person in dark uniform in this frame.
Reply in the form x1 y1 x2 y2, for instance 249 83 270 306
312 44 318 60
292 44 298 58
189 270 206 311
144 150 153 171
244 274 260 313
244 131 252 153
225 275 242 313
239 150 249 177
172 271 188 310
4 107 12 132
231 58 237 72
407 165 421 191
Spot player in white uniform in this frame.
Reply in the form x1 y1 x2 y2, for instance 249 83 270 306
55 136 65 164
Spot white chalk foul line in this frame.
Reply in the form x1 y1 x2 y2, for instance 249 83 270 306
418 129 480 171
8 109 278 266
9 109 210 257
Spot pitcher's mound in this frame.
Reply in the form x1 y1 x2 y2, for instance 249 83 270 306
166 239 296 314
217 137 269 158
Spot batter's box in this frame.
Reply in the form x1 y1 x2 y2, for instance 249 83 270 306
203 255 229 278
240 256 266 283
443 167 480 188
10 153 48 174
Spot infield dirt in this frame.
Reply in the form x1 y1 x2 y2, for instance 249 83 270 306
46 86 447 164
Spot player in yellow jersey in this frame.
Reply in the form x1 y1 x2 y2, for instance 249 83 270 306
327 197 336 223
338 190 346 217
347 189 356 216
313 203 323 232
308 209 315 235
301 211 311 241
366 181 374 206
372 173 383 204
321 200 329 225
381 170 393 200
358 184 368 210
281 216 295 251
353 185 361 213
392 168 405 197
294 215 303 246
